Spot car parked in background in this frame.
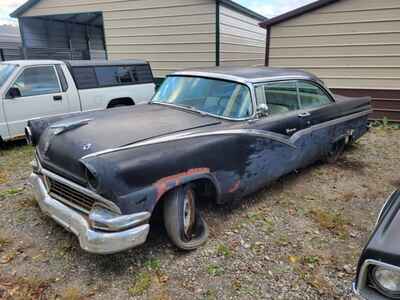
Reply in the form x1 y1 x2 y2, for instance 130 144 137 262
0 59 155 142
354 190 400 300
27 67 371 254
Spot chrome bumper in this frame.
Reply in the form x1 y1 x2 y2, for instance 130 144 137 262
30 173 150 254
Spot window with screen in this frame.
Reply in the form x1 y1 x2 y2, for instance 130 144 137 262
11 66 60 97
298 81 332 109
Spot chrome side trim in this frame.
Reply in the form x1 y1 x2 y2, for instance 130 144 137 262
376 191 397 227
289 110 372 144
82 129 296 159
39 166 121 214
83 109 371 160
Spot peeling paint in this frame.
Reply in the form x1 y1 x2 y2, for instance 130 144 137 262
153 168 210 201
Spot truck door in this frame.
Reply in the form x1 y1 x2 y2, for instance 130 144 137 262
3 65 70 138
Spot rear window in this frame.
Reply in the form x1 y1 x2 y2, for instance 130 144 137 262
71 64 153 89
72 67 98 89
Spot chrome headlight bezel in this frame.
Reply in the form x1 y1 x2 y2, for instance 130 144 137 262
369 264 400 299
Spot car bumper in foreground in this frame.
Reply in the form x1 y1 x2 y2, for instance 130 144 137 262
29 173 150 254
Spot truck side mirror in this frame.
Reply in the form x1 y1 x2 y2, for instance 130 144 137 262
256 103 269 118
6 87 21 99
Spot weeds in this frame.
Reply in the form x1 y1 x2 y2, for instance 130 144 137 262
207 264 224 276
309 208 349 238
216 244 231 257
128 271 152 296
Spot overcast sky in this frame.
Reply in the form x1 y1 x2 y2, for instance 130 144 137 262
0 0 317 26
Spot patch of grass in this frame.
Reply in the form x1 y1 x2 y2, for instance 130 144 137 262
309 208 349 238
61 287 85 300
216 244 231 257
0 170 8 184
144 258 161 271
128 271 152 296
0 187 25 199
0 233 11 251
207 264 224 276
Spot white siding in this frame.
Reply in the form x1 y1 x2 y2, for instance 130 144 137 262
219 4 265 67
269 0 400 90
23 0 216 77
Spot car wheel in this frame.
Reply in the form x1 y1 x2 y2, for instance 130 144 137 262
326 139 345 163
163 184 209 250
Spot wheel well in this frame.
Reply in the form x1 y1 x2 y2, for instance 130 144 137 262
107 97 135 108
151 178 218 224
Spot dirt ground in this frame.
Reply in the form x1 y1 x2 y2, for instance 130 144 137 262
0 127 399 300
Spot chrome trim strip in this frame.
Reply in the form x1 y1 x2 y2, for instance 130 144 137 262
151 102 253 122
83 109 371 160
376 191 397 227
82 129 296 159
289 110 372 144
39 166 121 214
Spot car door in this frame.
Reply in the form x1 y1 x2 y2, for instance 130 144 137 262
295 80 339 166
3 65 69 138
253 80 307 136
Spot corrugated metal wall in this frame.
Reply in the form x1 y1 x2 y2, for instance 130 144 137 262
22 0 217 78
0 32 23 61
267 0 400 121
219 3 265 67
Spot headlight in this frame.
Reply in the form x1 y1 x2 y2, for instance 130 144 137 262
370 266 400 298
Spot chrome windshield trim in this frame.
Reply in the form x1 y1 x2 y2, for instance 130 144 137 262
82 129 296 159
376 190 398 227
151 101 254 122
37 164 121 214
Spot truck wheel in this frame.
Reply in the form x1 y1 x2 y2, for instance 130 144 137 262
326 139 345 163
163 184 208 250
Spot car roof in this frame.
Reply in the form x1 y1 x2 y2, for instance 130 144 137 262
1 59 148 67
65 59 148 67
172 67 322 84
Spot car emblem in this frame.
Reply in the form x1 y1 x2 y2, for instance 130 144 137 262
83 143 92 151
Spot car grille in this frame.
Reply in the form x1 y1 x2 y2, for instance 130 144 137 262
46 176 95 213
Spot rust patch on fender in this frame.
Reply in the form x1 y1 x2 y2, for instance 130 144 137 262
228 180 240 193
154 168 210 201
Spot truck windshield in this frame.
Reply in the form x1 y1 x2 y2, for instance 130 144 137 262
0 64 16 88
152 76 253 119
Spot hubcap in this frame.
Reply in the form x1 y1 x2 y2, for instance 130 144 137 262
183 189 195 237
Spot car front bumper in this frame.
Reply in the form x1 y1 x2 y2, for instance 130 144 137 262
30 173 150 254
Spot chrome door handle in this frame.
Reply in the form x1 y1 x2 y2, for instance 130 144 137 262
286 128 297 134
298 112 311 118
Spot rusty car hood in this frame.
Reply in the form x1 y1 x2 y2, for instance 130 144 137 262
37 103 221 183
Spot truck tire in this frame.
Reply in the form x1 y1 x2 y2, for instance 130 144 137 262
163 184 209 250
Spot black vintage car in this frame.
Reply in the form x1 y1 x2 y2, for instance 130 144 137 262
354 190 400 300
27 67 371 254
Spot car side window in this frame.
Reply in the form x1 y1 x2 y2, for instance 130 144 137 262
298 81 332 109
10 66 60 98
257 81 300 116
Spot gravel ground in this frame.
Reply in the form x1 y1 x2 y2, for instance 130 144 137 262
0 127 399 300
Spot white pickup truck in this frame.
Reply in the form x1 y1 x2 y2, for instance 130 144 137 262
0 59 155 142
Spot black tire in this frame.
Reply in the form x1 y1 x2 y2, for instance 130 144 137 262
163 184 209 250
326 139 346 163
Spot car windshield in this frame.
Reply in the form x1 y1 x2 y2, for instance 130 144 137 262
152 76 253 119
0 64 16 88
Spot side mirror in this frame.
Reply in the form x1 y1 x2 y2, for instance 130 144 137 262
6 87 21 99
256 103 269 117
